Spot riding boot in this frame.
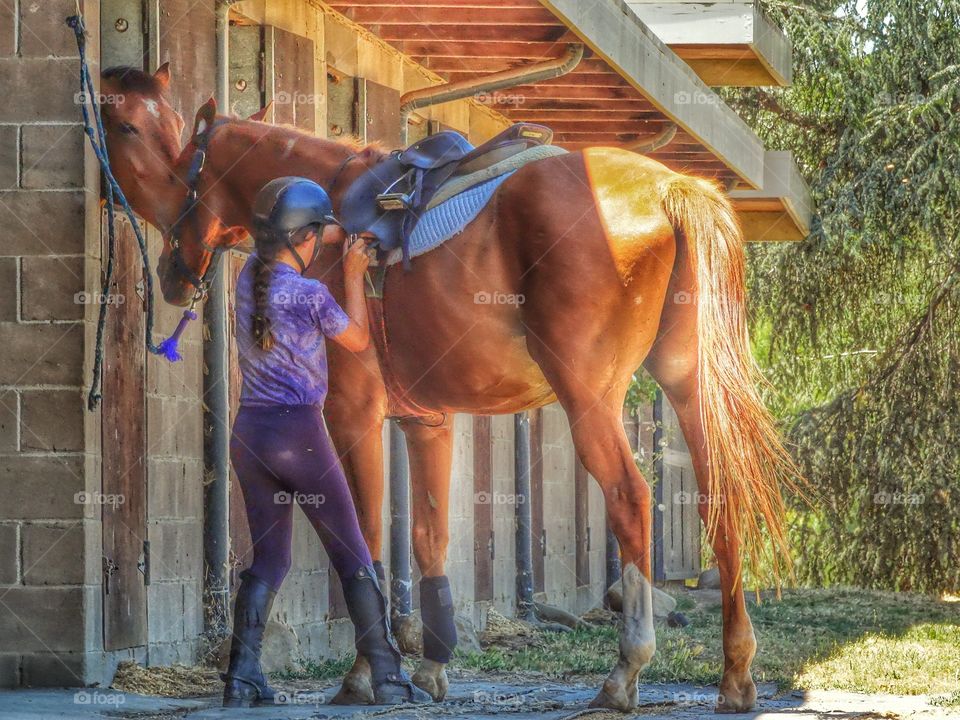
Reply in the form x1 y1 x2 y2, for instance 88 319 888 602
335 565 432 705
222 571 278 707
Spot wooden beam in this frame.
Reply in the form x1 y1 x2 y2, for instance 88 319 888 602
376 24 569 42
626 1 793 86
538 0 765 187
729 150 812 241
336 6 559 25
396 39 573 58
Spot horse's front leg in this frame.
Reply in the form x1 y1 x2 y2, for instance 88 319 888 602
398 415 456 702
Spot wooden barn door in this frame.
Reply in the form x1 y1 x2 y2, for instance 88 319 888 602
264 27 316 132
653 392 701 581
101 212 148 650
473 416 494 601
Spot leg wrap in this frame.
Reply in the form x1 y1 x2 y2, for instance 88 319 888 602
420 575 457 663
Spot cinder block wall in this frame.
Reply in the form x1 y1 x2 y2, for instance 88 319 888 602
0 0 105 688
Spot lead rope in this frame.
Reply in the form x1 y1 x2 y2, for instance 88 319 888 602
67 14 184 410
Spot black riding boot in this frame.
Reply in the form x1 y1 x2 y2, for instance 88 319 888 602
222 571 278 707
337 565 431 705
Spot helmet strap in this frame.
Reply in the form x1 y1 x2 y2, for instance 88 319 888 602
285 237 308 274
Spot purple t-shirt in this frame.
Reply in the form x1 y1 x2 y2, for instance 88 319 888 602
236 256 350 407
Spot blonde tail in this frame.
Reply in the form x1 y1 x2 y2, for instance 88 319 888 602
660 175 800 582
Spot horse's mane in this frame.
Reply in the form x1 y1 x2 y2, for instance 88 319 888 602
102 65 165 95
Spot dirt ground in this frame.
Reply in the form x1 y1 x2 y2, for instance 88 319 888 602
1 677 959 720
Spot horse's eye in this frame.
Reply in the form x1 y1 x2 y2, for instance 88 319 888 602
119 122 139 136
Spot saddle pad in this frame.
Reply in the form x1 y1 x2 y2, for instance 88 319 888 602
383 171 515 266
427 144 568 210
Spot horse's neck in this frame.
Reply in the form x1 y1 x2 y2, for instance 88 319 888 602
213 122 364 229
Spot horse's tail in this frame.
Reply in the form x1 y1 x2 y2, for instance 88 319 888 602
660 175 800 582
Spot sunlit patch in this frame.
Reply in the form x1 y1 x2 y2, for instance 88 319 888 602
144 98 161 119
281 138 298 159
581 147 675 286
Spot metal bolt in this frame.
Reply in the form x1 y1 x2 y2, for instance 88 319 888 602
115 17 129 32
235 78 248 92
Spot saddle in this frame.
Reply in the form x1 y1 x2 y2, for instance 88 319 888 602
339 123 553 265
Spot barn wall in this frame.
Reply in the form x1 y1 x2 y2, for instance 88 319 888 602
0 0 103 688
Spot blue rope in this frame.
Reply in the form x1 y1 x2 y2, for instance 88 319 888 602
67 14 168 410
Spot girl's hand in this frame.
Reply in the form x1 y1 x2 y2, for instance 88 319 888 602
343 235 370 279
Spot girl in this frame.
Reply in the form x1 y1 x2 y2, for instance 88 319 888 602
223 176 429 707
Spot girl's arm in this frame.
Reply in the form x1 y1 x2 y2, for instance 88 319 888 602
329 237 370 352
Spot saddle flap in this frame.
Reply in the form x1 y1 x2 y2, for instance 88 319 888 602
339 154 408 251
397 131 474 170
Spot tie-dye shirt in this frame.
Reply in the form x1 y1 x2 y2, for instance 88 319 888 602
236 256 350 407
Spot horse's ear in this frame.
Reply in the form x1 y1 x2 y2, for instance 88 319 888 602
247 101 273 123
192 97 218 138
153 62 171 90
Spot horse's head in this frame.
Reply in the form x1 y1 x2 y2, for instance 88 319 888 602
155 99 258 306
101 64 185 229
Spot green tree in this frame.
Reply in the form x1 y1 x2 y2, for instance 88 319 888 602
733 0 960 592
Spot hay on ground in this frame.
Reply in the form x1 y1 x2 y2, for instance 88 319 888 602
110 661 220 698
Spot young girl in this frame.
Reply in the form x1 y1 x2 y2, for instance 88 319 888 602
223 176 429 707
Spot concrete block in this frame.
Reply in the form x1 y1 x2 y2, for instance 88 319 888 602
20 389 84 452
0 390 17 452
147 582 186 644
0 654 19 689
0 258 16 321
0 524 19 584
0 322 84 386
0 456 85 520
148 521 202 582
21 255 85 321
22 522 86 585
21 125 85 189
0 126 17 189
146 397 203 460
147 458 203 521
20 0 82 58
0 59 81 122
0 191 85 255
0 4 13 57
0 586 86 652
20 652 92 688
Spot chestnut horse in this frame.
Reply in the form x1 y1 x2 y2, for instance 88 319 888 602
101 66 796 713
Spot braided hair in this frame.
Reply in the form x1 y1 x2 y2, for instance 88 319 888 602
250 225 317 351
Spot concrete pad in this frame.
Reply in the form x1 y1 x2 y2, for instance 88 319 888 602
0 680 955 719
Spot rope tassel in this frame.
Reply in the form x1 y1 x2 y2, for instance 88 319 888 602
156 307 198 362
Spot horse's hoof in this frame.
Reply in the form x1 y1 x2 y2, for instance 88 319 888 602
412 659 447 702
588 679 638 712
716 673 757 713
330 657 375 705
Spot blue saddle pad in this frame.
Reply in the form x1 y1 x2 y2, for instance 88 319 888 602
386 171 516 266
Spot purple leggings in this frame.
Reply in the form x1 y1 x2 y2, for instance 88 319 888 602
230 404 372 591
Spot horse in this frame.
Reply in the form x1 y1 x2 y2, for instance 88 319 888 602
100 65 797 713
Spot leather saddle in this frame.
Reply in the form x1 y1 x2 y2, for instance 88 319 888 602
339 123 553 265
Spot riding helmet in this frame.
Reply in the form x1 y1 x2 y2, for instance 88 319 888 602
252 177 338 238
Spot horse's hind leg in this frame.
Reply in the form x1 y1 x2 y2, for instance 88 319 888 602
644 301 757 713
558 394 656 711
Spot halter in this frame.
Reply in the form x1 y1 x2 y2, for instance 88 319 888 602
166 118 230 303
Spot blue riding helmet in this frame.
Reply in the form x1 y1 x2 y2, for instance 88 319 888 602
252 177 338 238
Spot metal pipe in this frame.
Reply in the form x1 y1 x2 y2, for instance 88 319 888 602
202 0 239 641
514 412 536 622
389 421 413 621
624 123 678 154
399 43 584 118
